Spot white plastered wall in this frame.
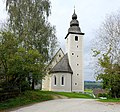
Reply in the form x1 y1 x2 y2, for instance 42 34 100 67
66 33 84 92
51 73 72 92
42 49 64 91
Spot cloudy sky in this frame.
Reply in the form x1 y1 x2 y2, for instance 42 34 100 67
0 0 120 80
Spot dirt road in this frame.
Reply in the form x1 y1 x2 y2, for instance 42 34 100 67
10 99 120 112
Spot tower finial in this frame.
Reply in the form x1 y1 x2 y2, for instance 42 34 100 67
72 6 77 20
74 6 75 13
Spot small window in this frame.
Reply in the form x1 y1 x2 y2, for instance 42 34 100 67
77 64 79 66
72 53 74 55
75 83 78 85
75 36 78 41
77 55 78 57
61 75 64 86
77 74 79 76
59 54 61 57
54 75 57 85
77 45 78 48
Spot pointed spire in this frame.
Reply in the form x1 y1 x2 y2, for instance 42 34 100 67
74 6 75 13
68 9 81 34
72 6 77 20
65 8 85 39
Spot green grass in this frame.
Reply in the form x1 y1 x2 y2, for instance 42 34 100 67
99 98 120 102
0 90 53 111
1 90 120 111
36 91 94 99
51 91 93 99
0 90 93 111
84 89 93 94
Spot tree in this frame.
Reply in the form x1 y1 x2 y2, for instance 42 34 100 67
92 11 120 98
2 0 58 90
0 30 45 92
93 11 120 62
92 11 120 76
92 49 120 98
6 0 57 61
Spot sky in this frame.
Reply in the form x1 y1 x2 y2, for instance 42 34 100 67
0 0 120 81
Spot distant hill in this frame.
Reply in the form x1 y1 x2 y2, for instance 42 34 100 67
84 81 102 89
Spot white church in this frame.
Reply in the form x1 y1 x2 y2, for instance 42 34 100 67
42 10 84 92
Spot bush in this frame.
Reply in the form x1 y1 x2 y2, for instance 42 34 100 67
0 90 20 102
98 93 108 98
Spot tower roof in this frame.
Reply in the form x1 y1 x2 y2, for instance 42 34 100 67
50 54 73 74
65 9 84 39
72 9 77 20
70 9 79 27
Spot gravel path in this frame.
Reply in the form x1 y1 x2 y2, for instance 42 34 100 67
10 99 120 112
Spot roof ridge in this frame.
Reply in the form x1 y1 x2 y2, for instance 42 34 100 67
47 48 64 68
50 54 73 74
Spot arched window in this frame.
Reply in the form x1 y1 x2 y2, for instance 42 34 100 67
61 75 64 86
54 75 57 85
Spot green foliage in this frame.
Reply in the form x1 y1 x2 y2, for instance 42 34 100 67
92 11 120 98
0 31 45 91
54 92 93 99
92 49 100 57
84 81 102 89
0 90 93 110
99 98 120 102
92 48 120 98
98 93 108 98
6 0 57 60
0 0 58 91
0 90 53 110
84 89 93 94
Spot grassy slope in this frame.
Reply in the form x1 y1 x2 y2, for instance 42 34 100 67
99 99 120 102
0 90 93 111
52 92 93 99
84 89 93 94
0 91 53 110
1 90 120 111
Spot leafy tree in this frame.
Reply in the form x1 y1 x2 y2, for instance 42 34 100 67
92 11 120 76
1 0 58 90
92 49 120 98
6 0 57 61
0 31 18 85
0 30 45 92
92 11 120 98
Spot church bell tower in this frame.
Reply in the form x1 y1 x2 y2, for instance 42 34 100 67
65 10 84 92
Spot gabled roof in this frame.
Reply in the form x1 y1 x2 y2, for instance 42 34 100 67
47 48 64 68
50 54 73 74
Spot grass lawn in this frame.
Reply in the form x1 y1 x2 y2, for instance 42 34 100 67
0 90 93 111
1 90 120 111
84 89 93 94
0 90 53 111
52 91 93 99
99 98 120 102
